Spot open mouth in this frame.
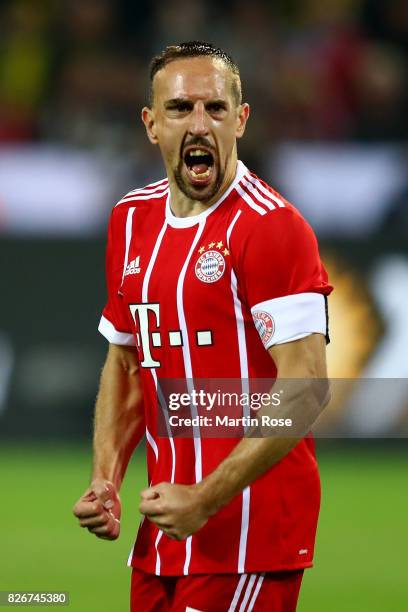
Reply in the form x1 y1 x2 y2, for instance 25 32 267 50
183 147 215 183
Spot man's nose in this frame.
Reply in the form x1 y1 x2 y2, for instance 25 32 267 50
188 102 209 136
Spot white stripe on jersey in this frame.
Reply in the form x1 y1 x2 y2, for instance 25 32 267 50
228 574 248 611
139 219 168 575
125 178 168 195
238 486 250 574
122 184 168 199
227 209 251 573
247 573 265 611
229 270 249 383
146 427 158 461
241 176 276 210
154 529 163 575
184 536 192 577
121 207 136 286
176 220 206 484
155 372 176 483
116 187 169 206
239 574 257 611
154 369 177 575
176 220 206 576
246 174 285 208
236 183 267 215
150 371 177 577
127 544 135 567
142 220 167 301
226 209 242 248
128 426 158 569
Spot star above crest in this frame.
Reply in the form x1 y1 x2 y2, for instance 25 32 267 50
197 241 230 256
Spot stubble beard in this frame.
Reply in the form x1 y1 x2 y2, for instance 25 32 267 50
173 160 224 202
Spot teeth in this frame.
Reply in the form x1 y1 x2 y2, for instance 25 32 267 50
191 168 211 178
189 150 208 156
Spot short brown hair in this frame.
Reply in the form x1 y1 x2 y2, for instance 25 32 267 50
149 41 242 106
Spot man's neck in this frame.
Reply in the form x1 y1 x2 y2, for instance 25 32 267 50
168 159 238 218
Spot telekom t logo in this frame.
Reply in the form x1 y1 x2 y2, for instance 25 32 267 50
129 303 213 368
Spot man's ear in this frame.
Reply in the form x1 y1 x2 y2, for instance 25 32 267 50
141 107 158 144
236 103 250 139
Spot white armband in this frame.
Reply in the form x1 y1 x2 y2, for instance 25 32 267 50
251 292 327 348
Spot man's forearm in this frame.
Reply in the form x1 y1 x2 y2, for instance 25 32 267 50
196 377 329 516
92 345 144 489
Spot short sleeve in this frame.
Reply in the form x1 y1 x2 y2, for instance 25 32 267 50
236 208 333 348
98 207 135 346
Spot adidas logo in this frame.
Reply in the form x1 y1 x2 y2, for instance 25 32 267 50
124 256 141 276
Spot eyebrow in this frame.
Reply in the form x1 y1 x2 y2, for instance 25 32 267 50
164 98 192 109
206 99 228 108
163 98 229 109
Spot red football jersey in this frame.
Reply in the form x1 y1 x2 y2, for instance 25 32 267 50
99 161 333 576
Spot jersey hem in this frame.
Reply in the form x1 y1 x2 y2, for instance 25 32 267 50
98 315 135 346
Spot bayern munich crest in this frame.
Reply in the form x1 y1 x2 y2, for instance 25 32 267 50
195 249 226 283
253 310 275 346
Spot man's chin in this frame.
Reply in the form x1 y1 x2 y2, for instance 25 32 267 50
181 183 218 202
175 167 222 202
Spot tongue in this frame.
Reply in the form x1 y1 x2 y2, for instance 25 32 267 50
191 163 209 175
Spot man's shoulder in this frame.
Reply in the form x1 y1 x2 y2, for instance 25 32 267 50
231 167 307 237
114 177 169 211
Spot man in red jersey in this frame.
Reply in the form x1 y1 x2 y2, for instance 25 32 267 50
73 41 333 611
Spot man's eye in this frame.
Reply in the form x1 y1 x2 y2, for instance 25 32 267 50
171 103 191 112
207 103 226 113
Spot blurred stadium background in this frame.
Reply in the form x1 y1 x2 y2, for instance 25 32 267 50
0 0 407 610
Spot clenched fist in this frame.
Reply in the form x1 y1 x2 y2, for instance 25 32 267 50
139 482 210 541
72 479 121 540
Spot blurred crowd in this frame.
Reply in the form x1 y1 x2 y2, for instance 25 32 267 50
0 0 407 167
1 1 408 425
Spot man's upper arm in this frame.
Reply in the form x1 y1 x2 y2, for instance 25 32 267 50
268 333 328 379
105 343 140 377
268 334 330 422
